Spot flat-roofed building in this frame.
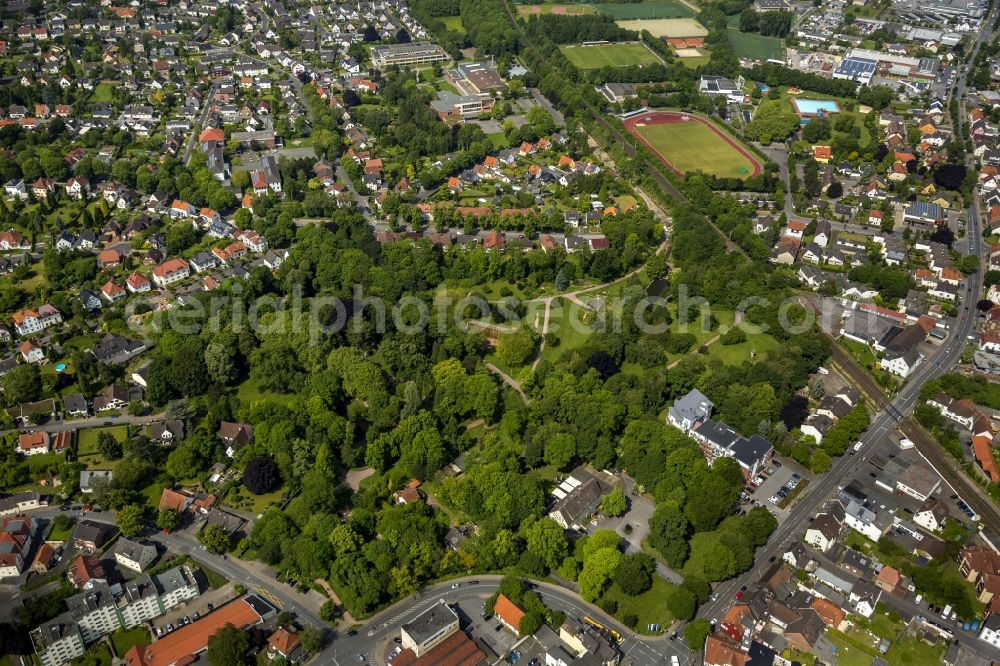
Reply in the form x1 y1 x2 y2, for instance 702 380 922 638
454 61 505 96
430 91 484 120
371 42 448 68
400 600 460 657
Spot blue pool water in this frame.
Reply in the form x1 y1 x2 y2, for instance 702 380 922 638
792 98 840 115
54 363 66 372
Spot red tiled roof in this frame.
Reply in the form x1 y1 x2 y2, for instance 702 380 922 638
158 488 189 513
493 594 525 634
267 627 300 656
152 258 188 278
974 436 1000 483
811 597 845 627
124 598 261 666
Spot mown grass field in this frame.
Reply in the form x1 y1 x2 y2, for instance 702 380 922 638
726 29 782 60
77 426 128 459
595 1 695 18
440 15 465 32
89 82 115 103
632 118 758 178
560 42 661 69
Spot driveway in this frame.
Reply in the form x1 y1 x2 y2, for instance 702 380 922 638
588 477 683 585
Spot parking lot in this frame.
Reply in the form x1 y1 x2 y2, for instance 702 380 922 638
745 457 813 520
149 583 236 637
452 593 519 659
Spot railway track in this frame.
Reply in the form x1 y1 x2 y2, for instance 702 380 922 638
828 341 1000 531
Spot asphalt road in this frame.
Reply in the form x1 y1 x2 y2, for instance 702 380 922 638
696 187 985 615
20 509 688 666
699 11 995 649
1 412 164 438
325 575 691 666
182 82 220 166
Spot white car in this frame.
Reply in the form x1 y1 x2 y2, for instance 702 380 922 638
769 496 781 505
853 441 864 452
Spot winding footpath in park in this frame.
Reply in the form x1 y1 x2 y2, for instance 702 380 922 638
485 230 672 402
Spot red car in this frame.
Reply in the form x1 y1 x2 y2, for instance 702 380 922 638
735 591 744 600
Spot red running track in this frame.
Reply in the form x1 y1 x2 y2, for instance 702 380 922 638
622 111 762 179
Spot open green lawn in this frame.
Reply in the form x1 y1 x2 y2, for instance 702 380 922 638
89 82 115 103
679 54 711 68
840 337 878 370
726 29 782 61
226 484 286 516
517 3 596 16
632 116 758 179
72 642 112 666
48 522 73 542
141 481 168 508
77 426 128 459
487 132 510 150
664 306 736 360
539 298 600 363
440 15 466 32
197 564 229 590
706 328 781 364
599 576 677 634
560 42 661 69
435 79 459 94
235 378 298 410
887 635 947 665
595 1 695 18
109 627 150 657
25 451 66 477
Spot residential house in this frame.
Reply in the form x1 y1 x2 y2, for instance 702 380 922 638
71 520 116 552
151 420 185 443
804 513 841 552
219 421 254 457
494 593 526 636
113 538 157 572
151 258 190 287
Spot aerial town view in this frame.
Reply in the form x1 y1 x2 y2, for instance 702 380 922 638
3 0 1000 664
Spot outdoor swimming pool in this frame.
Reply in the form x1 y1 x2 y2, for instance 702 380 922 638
54 363 66 372
791 98 841 116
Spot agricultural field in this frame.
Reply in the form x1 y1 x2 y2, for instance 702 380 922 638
560 42 662 68
616 17 707 37
594 1 695 18
516 3 595 15
624 111 761 179
726 29 783 61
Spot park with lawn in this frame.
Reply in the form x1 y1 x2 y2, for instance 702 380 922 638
623 111 761 179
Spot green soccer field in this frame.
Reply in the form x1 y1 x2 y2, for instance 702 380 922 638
560 42 661 69
595 1 695 18
634 120 758 178
726 29 783 61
